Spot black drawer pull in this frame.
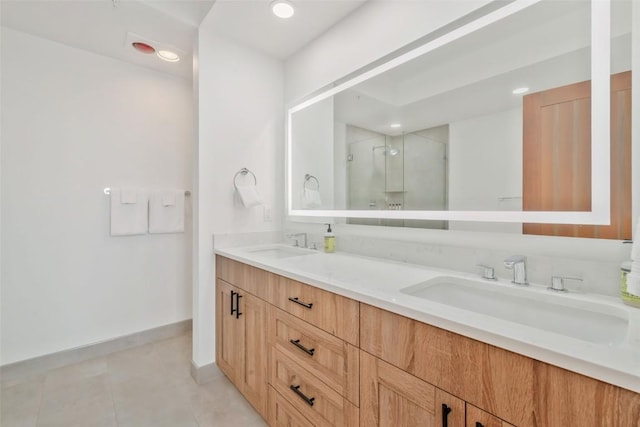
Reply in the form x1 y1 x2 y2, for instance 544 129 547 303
235 293 242 319
289 339 315 356
442 404 452 427
476 423 484 427
230 290 237 316
290 385 315 407
288 297 313 309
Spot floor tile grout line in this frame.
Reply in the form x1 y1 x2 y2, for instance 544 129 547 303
33 376 45 427
106 368 121 427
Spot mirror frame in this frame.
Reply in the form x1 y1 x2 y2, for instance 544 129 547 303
287 0 612 225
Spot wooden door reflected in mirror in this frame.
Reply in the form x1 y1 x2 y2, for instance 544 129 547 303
523 71 631 239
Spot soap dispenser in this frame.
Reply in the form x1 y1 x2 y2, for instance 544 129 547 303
324 223 335 253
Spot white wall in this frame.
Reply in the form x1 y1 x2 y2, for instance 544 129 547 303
194 16 283 367
449 108 522 233
0 28 194 365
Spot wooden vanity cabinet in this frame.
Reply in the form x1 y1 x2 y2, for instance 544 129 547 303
360 303 640 427
216 256 640 427
215 278 268 419
216 256 360 426
360 350 465 426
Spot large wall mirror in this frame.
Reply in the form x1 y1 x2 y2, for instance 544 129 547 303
287 0 633 238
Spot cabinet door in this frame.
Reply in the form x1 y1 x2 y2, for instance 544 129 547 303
216 279 242 382
466 404 514 427
237 291 268 419
360 350 464 427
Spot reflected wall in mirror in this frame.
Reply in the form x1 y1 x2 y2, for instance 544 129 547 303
289 0 632 233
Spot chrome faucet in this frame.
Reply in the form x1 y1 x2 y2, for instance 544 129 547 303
286 233 307 248
504 255 528 285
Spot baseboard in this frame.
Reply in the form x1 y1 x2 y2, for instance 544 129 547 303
190 360 219 385
1 319 192 384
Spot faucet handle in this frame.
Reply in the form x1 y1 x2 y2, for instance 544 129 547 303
476 264 496 280
549 276 583 292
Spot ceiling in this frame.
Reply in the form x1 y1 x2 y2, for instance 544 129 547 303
0 0 214 79
0 0 367 80
205 0 368 59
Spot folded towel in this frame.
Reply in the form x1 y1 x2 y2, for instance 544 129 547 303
149 189 185 234
110 188 148 236
302 188 322 208
162 190 176 206
236 184 263 208
121 189 138 204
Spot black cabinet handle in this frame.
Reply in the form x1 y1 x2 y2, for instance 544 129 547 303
442 404 452 427
230 290 237 316
235 293 242 319
476 423 484 427
290 385 315 406
288 297 313 309
289 339 315 356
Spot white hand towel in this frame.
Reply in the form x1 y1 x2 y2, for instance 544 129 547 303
162 190 176 206
236 184 263 208
149 189 185 234
110 188 148 236
121 189 138 204
302 188 322 208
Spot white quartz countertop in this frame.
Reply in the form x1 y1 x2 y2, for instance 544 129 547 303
215 244 640 393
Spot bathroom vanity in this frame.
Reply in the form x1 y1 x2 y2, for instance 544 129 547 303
214 245 640 427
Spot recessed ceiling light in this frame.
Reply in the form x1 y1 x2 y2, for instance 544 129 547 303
157 50 180 63
271 0 295 19
390 123 402 128
512 87 529 95
132 42 155 54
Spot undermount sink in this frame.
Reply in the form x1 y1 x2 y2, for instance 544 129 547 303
400 276 629 346
246 245 317 260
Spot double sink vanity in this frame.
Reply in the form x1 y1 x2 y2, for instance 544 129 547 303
215 243 640 426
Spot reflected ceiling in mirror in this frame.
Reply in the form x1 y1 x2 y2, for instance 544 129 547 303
287 0 621 225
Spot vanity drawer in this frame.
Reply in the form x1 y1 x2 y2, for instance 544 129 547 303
269 385 313 427
268 305 359 406
216 255 273 301
270 275 359 345
270 346 359 427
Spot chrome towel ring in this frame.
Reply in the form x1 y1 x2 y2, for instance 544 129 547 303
234 168 257 190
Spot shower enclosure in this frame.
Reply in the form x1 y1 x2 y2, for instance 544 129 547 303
346 124 448 229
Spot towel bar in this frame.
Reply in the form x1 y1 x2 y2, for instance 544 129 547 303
304 174 319 190
233 168 257 190
104 188 191 196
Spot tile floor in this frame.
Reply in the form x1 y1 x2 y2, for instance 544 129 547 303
0 333 267 427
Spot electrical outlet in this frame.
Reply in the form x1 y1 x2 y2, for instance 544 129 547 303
263 205 272 222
